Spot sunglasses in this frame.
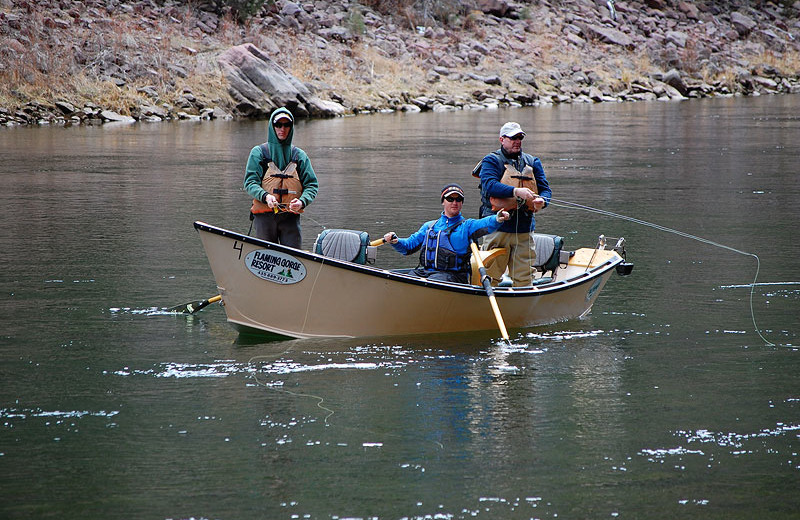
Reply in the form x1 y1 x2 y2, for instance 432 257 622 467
505 134 524 141
444 195 464 202
273 122 293 129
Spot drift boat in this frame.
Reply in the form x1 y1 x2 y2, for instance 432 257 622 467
193 221 633 339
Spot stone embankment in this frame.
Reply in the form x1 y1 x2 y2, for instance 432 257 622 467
1 0 799 126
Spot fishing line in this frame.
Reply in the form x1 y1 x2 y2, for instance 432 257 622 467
248 352 336 425
545 197 774 346
247 352 444 449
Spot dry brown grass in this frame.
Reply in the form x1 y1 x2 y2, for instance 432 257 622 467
755 47 800 76
0 4 236 115
287 42 431 107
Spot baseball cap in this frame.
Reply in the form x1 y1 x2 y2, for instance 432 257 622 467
441 183 465 201
272 112 293 124
499 121 525 138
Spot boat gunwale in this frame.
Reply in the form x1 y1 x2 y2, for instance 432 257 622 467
194 221 622 297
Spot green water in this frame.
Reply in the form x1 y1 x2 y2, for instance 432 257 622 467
1 96 798 519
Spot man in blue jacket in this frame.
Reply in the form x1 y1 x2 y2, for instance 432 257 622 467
383 184 509 284
477 121 552 286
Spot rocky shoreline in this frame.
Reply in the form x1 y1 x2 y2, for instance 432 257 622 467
1 0 799 126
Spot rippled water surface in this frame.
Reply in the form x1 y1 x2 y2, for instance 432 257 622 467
1 95 798 519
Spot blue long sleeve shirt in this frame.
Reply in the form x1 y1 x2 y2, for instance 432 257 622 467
392 212 503 257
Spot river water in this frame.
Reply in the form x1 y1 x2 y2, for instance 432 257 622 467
1 95 798 519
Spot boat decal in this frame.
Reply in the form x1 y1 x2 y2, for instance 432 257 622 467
245 249 307 285
586 277 603 301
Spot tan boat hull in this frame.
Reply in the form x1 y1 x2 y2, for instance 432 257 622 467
194 222 624 339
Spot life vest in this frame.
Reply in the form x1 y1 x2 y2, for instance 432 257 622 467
472 155 538 213
250 144 304 214
490 163 538 212
419 220 469 273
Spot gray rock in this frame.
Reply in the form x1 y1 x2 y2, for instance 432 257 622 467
55 101 75 114
580 24 634 48
137 86 159 99
588 86 604 102
731 12 757 37
665 30 688 48
177 111 201 121
398 104 422 112
281 2 302 16
305 97 346 117
318 26 352 42
476 0 512 18
654 81 687 100
514 72 538 87
99 110 135 123
218 43 343 118
210 107 234 120
565 32 586 47
140 104 169 118
751 75 779 90
677 1 700 20
662 69 688 96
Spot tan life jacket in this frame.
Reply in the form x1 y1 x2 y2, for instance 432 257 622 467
489 164 538 212
251 161 304 214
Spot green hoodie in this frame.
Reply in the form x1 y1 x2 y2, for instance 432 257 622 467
243 107 319 209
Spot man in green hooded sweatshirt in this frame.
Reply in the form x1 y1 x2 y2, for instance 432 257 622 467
243 107 319 248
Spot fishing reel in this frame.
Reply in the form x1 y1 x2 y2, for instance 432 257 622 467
596 235 634 276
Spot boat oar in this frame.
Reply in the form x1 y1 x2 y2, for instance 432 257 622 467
167 294 221 314
470 241 510 344
370 233 396 247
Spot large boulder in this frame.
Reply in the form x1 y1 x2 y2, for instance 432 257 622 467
217 43 344 118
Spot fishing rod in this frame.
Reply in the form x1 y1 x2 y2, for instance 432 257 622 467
545 197 774 346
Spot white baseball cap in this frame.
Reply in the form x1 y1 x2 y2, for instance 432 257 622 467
499 121 525 138
273 112 293 124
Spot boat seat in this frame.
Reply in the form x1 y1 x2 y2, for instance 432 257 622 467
533 233 569 274
469 247 508 285
314 229 376 264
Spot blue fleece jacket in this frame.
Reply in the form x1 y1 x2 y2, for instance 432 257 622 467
392 212 503 257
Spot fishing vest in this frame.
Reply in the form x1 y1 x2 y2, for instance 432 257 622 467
472 153 538 213
490 163 539 211
419 220 469 273
250 144 304 214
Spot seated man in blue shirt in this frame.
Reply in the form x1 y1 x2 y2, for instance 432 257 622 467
383 184 510 284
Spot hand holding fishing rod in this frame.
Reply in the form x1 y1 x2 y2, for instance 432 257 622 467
264 193 304 214
513 187 545 212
